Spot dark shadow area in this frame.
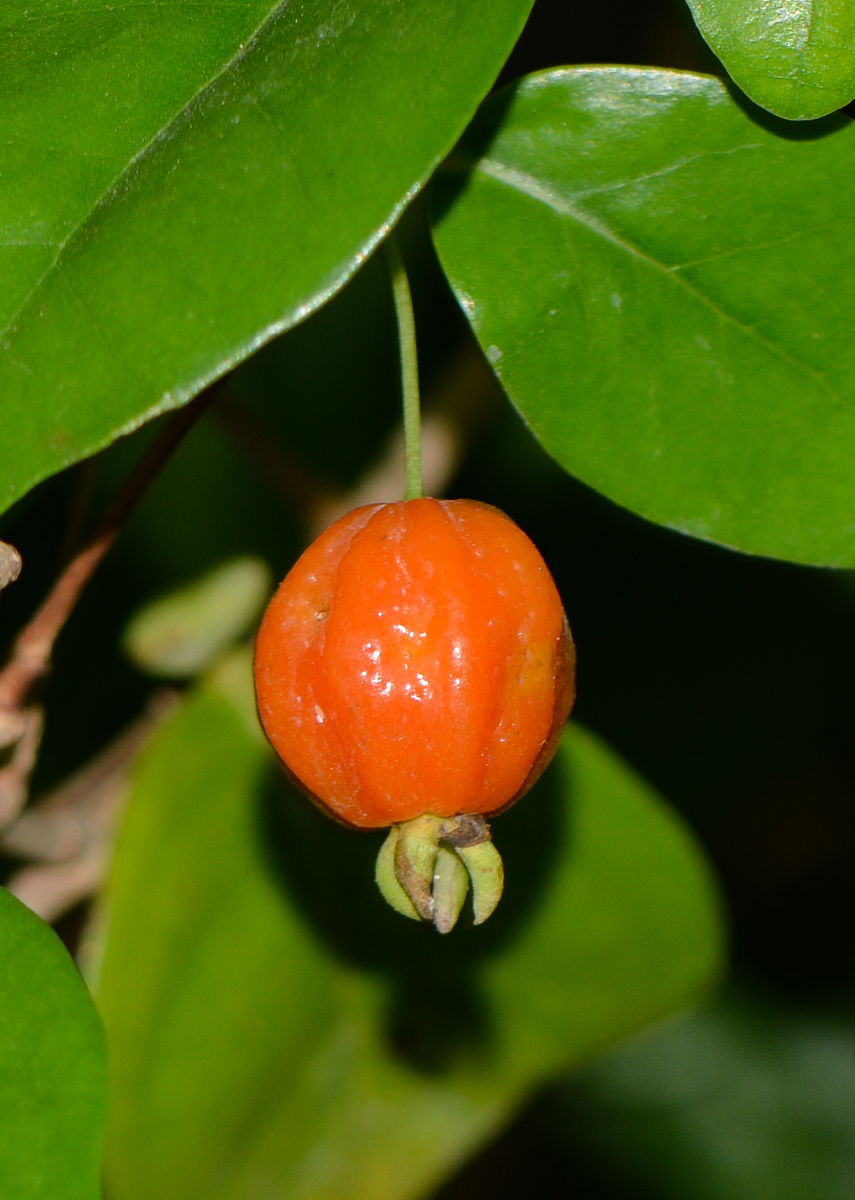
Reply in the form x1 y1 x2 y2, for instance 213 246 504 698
226 249 401 492
707 748 855 990
257 750 569 1071
426 81 518 234
434 1083 624 1200
724 78 853 141
495 0 720 90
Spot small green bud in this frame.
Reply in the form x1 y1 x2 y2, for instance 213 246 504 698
374 812 504 932
124 557 272 678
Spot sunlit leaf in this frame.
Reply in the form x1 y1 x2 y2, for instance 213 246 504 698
686 0 855 120
0 0 533 517
431 68 855 566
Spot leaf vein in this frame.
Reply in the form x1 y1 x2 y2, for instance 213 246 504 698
470 156 845 411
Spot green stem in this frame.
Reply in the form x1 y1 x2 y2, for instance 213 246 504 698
385 231 423 501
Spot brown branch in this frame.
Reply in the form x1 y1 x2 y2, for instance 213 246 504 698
0 387 215 715
3 691 177 923
8 856 110 927
0 708 43 828
1 689 176 864
214 390 339 516
58 458 98 570
0 385 219 833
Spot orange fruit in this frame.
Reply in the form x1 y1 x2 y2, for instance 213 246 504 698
254 497 574 831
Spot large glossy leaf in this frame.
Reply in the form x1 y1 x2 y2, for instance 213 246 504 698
686 0 855 120
95 650 721 1200
0 0 533 517
431 68 855 566
0 886 106 1199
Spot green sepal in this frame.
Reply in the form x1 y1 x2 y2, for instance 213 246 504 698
457 840 504 925
374 812 505 931
431 845 470 934
374 828 420 921
394 814 443 921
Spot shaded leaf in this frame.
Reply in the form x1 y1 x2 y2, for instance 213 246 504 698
0 0 533 516
123 556 272 678
0 886 106 1200
559 991 855 1200
96 649 721 1200
431 68 855 566
686 0 855 120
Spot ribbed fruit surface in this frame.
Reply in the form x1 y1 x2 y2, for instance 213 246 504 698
254 498 574 829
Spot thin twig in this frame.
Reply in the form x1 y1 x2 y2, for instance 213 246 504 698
0 709 43 828
58 458 98 570
1 689 176 863
214 390 338 515
2 686 176 926
2 692 177 924
8 856 111 926
0 388 215 715
0 385 218 832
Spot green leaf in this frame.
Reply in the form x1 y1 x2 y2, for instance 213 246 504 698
123 556 272 678
431 68 855 566
0 0 534 518
686 0 855 120
0 886 107 1200
96 650 721 1200
559 991 855 1200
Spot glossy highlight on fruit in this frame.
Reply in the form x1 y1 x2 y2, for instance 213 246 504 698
254 498 575 831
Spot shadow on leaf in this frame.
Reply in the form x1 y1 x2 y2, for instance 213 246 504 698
724 79 851 141
257 747 571 1072
428 79 518 232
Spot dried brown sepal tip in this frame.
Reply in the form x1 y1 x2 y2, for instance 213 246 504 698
375 813 504 933
0 542 22 592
